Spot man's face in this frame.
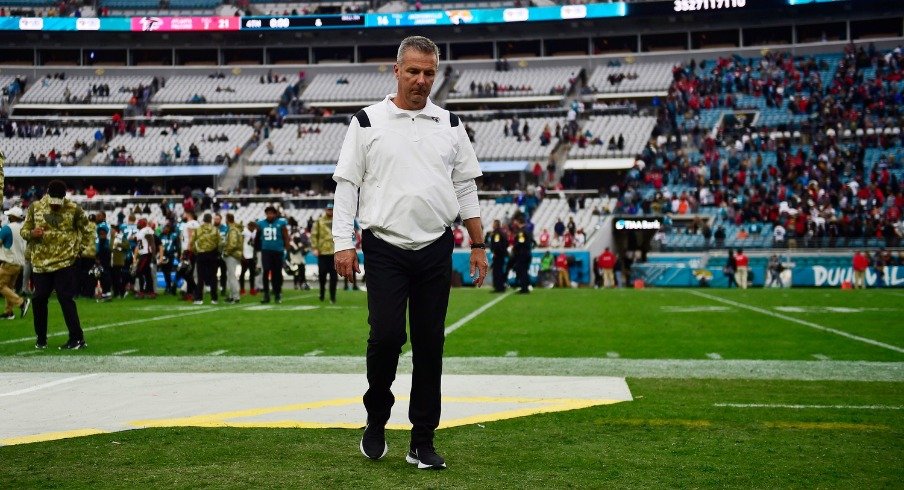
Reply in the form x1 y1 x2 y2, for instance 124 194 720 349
394 48 437 110
266 210 277 221
326 208 333 218
214 215 222 225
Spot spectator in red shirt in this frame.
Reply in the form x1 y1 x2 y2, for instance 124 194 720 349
597 247 616 288
452 224 464 248
734 248 750 289
538 228 550 248
852 250 869 289
555 253 570 288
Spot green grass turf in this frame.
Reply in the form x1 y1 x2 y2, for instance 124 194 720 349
1 378 901 488
0 288 901 361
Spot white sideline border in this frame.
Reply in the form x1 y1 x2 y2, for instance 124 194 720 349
686 290 904 354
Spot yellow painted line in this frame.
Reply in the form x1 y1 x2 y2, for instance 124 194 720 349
1 428 108 446
440 399 623 429
764 421 890 431
129 396 625 430
130 397 361 428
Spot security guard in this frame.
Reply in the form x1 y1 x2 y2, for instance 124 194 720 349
21 180 88 349
488 219 508 292
511 217 533 294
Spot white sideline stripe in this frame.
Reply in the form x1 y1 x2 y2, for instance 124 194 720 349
112 349 138 356
303 350 323 357
687 290 904 354
715 403 903 410
812 354 830 361
0 374 98 397
0 294 314 346
444 291 512 336
208 350 228 356
606 351 620 359
706 353 723 360
505 351 518 357
15 351 40 356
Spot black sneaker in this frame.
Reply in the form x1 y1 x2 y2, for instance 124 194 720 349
20 298 31 318
59 340 87 350
1 312 14 320
35 342 47 350
274 296 282 304
359 424 388 460
406 444 446 470
261 297 271 304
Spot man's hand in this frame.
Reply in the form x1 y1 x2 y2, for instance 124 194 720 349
334 249 360 282
470 248 489 287
31 227 44 239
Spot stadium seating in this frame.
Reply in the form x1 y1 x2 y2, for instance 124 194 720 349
93 124 253 166
300 71 444 103
569 115 656 158
448 66 579 99
469 117 561 161
1 128 98 166
152 75 295 104
586 62 673 94
246 123 346 165
19 76 153 105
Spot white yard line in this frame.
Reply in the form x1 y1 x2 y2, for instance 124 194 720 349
303 350 323 357
504 351 518 357
606 352 620 359
812 354 830 361
0 374 98 398
686 290 904 354
112 349 138 356
715 403 903 410
706 353 723 360
207 350 229 356
0 294 314 346
444 291 512 336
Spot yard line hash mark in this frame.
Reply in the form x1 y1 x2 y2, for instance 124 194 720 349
686 290 904 354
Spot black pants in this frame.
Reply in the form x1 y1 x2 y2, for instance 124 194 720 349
33 265 83 345
136 254 154 294
195 251 219 301
217 257 227 293
96 250 112 294
318 254 337 301
77 257 96 297
361 228 452 447
491 254 507 291
261 250 283 299
294 260 307 288
240 256 257 291
513 254 531 292
159 262 175 293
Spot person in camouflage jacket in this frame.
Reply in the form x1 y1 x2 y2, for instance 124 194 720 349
20 180 87 349
222 213 243 303
191 213 222 304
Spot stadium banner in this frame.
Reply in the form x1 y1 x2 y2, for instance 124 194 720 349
5 165 226 178
0 2 625 32
452 249 592 286
641 264 903 288
257 164 336 176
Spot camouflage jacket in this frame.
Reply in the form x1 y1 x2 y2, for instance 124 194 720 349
81 218 96 259
310 216 334 255
21 195 87 273
192 223 222 253
223 223 243 259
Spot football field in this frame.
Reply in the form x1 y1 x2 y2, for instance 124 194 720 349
1 287 902 488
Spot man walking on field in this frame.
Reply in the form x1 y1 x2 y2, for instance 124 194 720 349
332 35 488 470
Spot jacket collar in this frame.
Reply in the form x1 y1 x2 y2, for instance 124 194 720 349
384 94 444 119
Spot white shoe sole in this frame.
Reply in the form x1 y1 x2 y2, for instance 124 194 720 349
360 438 388 460
406 453 447 470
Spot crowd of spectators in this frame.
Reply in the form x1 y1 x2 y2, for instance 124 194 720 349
606 43 904 248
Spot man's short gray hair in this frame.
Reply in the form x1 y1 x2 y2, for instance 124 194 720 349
397 36 440 65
